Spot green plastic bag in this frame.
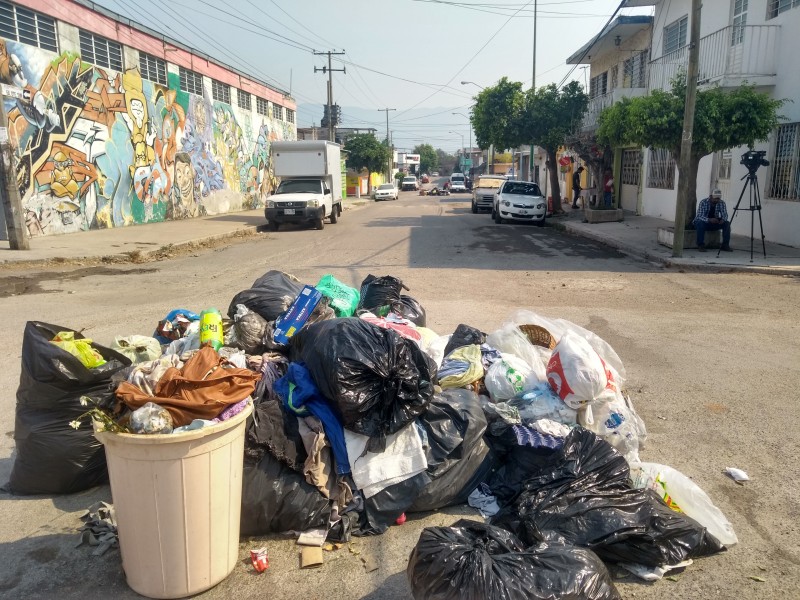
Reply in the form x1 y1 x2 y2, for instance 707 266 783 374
315 275 360 318
50 331 107 369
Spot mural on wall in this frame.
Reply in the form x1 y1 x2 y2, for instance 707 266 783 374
0 38 295 237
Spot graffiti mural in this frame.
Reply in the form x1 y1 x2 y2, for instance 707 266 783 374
1 38 295 237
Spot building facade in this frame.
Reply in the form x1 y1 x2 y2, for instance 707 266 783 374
0 0 296 239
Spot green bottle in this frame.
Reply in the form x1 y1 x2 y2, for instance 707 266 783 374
199 308 223 351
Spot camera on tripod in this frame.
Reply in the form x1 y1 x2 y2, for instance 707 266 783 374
740 150 770 172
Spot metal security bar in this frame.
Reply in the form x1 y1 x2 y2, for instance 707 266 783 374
79 30 122 71
0 1 57 52
767 122 800 201
621 149 642 186
139 52 166 86
647 148 676 189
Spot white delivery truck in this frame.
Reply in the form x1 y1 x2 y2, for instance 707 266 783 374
265 140 343 231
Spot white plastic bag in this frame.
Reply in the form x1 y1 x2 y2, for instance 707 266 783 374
424 334 451 369
630 462 738 547
584 392 646 463
546 332 616 409
111 335 162 364
508 383 578 426
486 324 547 380
485 354 541 402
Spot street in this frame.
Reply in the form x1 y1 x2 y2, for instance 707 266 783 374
1 190 799 599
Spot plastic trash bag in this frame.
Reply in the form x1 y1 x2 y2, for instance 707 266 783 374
316 274 360 317
356 470 431 536
438 345 484 389
583 392 646 463
630 462 738 546
546 333 616 409
424 334 452 368
227 270 304 322
357 274 406 316
492 428 725 567
485 354 541 402
6 322 130 495
240 450 331 535
289 318 436 438
50 331 107 368
410 389 497 512
111 335 162 364
407 519 622 600
394 295 426 327
509 382 578 426
443 324 486 357
486 324 548 380
129 402 173 434
232 304 268 354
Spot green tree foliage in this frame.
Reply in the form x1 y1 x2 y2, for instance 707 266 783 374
344 134 392 192
470 77 526 150
598 77 783 224
435 148 456 174
413 143 438 174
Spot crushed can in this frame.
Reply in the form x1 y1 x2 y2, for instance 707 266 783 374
250 547 269 573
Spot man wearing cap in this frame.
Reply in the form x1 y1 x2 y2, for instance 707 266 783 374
694 188 732 252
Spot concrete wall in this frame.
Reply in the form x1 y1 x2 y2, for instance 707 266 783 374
1 0 296 238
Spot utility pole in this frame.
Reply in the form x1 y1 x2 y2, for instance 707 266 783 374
313 50 345 144
530 0 537 182
673 0 702 258
378 108 396 181
0 86 29 250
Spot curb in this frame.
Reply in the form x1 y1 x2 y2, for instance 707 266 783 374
549 220 799 276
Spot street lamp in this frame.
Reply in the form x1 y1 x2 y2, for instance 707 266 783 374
449 131 465 172
452 112 472 176
461 81 485 90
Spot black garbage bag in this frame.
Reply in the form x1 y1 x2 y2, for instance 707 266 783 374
244 396 307 472
443 324 486 357
355 471 432 536
289 318 436 438
228 270 303 321
357 274 407 315
488 443 560 506
407 519 621 600
410 389 498 512
6 321 131 495
393 295 426 327
492 428 725 567
240 451 331 535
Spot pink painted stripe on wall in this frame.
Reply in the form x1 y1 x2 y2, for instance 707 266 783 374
11 0 294 107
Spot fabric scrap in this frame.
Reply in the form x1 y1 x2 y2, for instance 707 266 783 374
467 483 500 518
511 424 565 449
438 344 484 389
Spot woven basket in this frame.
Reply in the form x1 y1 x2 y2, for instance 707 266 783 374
518 324 556 350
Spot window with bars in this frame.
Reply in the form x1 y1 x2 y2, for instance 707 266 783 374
79 30 123 71
647 148 676 189
767 0 800 19
273 104 284 120
621 149 642 186
663 15 688 55
610 65 619 91
238 90 251 110
211 80 230 104
623 50 649 88
767 122 800 200
179 67 204 96
732 0 748 45
0 1 57 52
717 149 732 181
256 97 269 116
589 71 607 99
139 52 166 86
286 108 295 124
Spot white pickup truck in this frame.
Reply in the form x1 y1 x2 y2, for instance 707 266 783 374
265 141 343 231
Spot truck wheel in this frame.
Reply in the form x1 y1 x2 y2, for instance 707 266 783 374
330 205 338 224
314 216 325 230
268 221 279 232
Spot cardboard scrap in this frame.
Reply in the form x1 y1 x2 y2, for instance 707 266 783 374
300 546 324 569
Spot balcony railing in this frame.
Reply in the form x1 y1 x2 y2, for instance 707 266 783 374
649 25 779 91
582 87 648 130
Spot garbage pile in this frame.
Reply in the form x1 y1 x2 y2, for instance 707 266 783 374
5 270 737 598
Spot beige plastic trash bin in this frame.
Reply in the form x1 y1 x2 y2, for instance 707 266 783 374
96 403 252 599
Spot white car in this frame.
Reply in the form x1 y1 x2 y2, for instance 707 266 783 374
372 183 398 201
493 180 547 225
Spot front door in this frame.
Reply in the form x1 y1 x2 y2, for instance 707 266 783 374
620 149 642 212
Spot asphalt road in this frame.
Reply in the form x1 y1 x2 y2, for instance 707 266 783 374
1 189 799 599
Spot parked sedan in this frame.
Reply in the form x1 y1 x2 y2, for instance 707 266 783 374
372 183 398 201
493 181 547 225
471 175 505 213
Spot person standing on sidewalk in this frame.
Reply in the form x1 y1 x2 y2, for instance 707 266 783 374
572 166 584 209
694 188 732 252
603 169 614 207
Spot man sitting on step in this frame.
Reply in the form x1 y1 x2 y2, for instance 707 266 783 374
694 188 732 252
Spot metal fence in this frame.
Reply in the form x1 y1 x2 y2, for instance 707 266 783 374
767 122 800 201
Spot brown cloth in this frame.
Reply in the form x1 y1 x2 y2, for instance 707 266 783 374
116 346 261 426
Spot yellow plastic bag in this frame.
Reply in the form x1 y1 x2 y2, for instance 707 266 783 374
51 331 107 369
439 344 484 389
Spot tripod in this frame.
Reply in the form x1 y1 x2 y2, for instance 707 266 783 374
717 169 766 262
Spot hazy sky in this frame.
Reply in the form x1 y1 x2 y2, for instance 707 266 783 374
95 0 652 152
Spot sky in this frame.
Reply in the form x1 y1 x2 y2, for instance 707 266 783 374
95 0 653 152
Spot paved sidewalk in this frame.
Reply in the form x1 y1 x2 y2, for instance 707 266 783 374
550 203 800 276
2 198 798 275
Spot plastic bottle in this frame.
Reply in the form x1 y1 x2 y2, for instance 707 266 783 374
199 308 223 351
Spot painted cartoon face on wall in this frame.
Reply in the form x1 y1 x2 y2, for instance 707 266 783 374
129 98 145 128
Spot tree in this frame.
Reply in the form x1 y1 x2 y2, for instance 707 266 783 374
471 77 526 152
413 143 438 175
344 134 392 193
519 81 589 214
598 77 784 226
565 131 613 203
435 148 456 174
